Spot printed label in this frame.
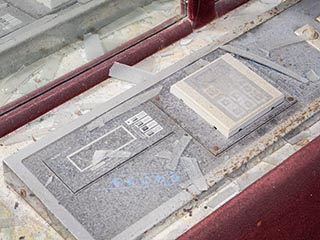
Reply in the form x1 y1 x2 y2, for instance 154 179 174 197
126 111 163 137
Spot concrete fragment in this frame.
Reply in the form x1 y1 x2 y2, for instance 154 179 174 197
220 45 309 84
84 33 105 61
39 54 62 83
181 157 208 192
109 62 154 84
165 135 192 171
92 150 107 165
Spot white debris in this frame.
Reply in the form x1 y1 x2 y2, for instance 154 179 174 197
180 38 193 46
39 54 63 84
83 33 105 61
109 62 154 84
44 175 54 187
165 135 192 171
181 157 208 192
92 150 108 165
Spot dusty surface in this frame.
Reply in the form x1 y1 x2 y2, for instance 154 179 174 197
0 0 319 239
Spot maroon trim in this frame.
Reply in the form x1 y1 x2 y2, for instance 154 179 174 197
179 136 320 240
0 19 193 138
215 0 250 18
187 0 250 29
188 0 216 29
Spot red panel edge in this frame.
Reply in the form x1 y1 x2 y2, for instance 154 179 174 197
215 0 250 18
188 0 216 29
188 0 250 29
0 19 193 138
178 136 320 240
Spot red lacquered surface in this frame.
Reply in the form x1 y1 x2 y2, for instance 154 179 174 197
179 136 320 240
187 0 250 29
215 0 250 18
188 0 216 29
